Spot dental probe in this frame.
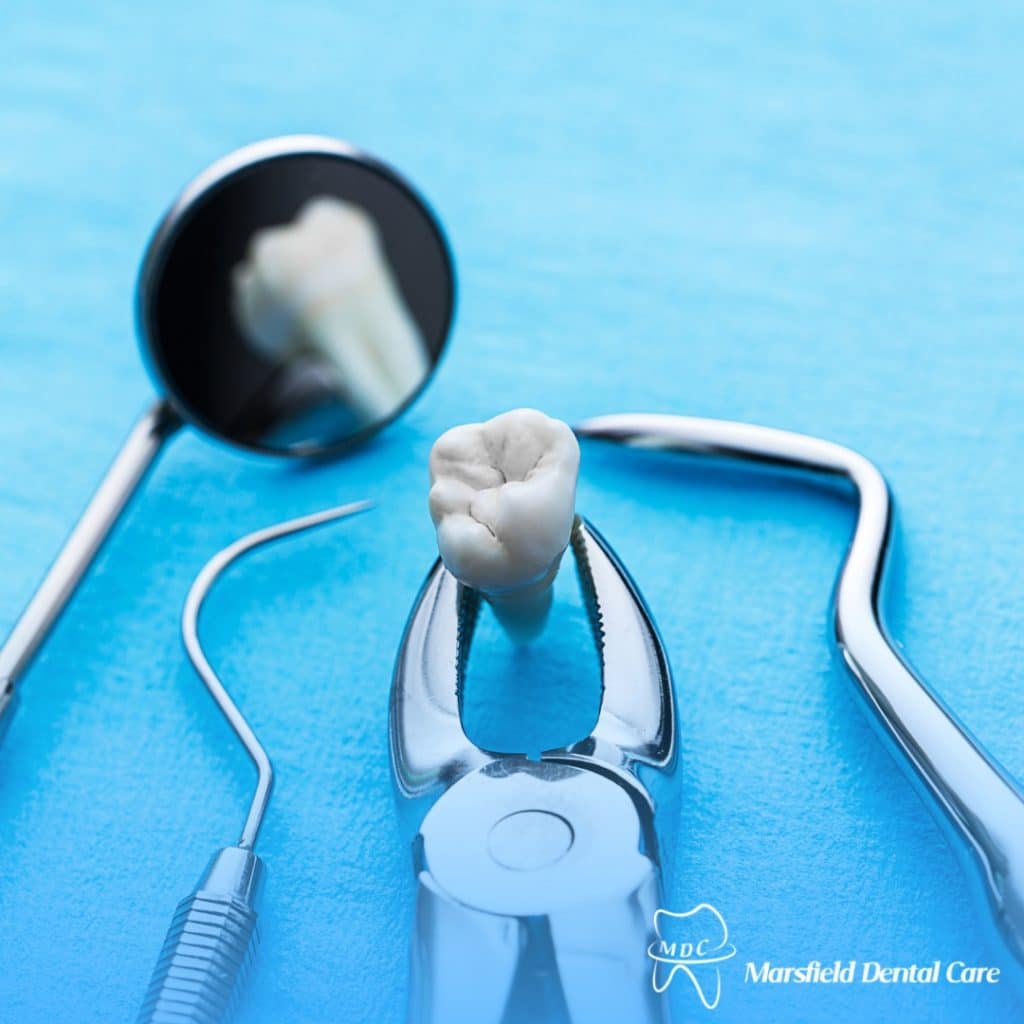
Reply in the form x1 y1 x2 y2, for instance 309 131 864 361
575 412 1024 977
137 499 371 1024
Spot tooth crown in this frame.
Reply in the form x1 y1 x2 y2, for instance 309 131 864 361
428 409 580 594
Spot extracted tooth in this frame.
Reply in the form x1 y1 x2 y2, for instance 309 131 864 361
231 195 429 424
428 408 580 642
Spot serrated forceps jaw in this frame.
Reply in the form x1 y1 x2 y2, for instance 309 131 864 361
389 517 675 801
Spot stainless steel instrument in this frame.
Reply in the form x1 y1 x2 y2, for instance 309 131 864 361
136 500 370 1024
575 412 1024 976
390 516 678 1024
0 134 454 735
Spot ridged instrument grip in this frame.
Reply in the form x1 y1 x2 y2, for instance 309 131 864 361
137 847 263 1024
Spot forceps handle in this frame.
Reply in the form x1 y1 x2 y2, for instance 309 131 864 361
137 847 263 1024
410 868 669 1024
0 399 182 719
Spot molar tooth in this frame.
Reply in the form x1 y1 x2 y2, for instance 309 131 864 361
231 195 429 423
428 408 580 642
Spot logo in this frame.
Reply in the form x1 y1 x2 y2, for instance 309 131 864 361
647 903 737 1010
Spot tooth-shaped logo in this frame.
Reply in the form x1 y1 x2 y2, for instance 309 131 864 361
231 195 429 424
428 408 580 641
647 904 737 1010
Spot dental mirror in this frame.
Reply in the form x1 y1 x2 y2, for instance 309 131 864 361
0 134 455 723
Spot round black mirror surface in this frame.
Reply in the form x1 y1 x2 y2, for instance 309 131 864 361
137 137 455 455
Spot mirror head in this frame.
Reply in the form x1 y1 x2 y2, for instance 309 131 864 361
136 135 455 456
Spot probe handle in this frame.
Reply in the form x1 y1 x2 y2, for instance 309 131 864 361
137 847 263 1024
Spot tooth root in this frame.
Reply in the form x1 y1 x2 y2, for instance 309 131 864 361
485 555 563 642
428 409 580 644
231 196 428 424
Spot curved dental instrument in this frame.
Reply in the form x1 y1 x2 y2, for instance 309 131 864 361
0 134 454 735
137 499 371 1024
574 413 1024 975
390 517 676 1024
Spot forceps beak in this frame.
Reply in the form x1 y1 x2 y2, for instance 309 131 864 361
389 516 676 804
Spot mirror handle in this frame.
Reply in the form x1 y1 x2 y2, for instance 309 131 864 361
0 397 182 720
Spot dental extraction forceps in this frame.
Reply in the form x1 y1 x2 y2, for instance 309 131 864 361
390 517 677 1024
574 413 1024 977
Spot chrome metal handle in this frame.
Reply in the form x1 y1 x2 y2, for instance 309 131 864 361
137 847 262 1024
576 412 1024 972
0 399 182 724
406 757 670 1023
410 864 667 1024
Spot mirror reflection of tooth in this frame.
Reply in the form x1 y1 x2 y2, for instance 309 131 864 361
428 408 580 643
231 195 429 423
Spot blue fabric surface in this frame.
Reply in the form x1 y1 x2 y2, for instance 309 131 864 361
1 3 1023 1022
